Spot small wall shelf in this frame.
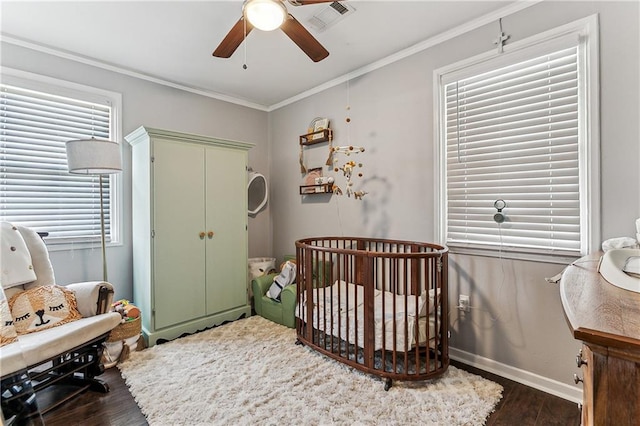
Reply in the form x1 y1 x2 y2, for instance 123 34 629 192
300 129 332 145
299 183 333 195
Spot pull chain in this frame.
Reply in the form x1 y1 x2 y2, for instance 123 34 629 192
243 17 248 70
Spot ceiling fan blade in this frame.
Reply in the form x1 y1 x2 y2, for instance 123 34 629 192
212 17 253 58
289 0 337 5
280 14 329 62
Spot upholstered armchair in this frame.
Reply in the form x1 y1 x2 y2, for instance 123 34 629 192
251 256 332 329
0 222 122 422
252 273 297 328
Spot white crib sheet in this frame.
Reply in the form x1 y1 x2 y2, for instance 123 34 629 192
297 281 439 352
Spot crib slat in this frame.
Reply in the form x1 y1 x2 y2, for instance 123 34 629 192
363 254 374 369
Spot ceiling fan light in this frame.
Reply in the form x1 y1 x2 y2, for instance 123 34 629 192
244 0 286 32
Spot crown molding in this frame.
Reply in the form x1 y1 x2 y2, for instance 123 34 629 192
269 0 543 111
1 0 542 113
0 33 270 112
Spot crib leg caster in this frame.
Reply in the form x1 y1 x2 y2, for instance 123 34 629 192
384 378 392 391
295 339 303 346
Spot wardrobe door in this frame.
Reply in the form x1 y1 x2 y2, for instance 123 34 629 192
153 140 207 328
205 146 248 314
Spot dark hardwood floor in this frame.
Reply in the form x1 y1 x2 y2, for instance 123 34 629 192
39 369 147 426
38 360 580 425
450 361 581 426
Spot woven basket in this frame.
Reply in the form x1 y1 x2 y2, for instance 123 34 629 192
107 316 141 342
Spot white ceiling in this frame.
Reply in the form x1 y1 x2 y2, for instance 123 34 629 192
1 1 522 110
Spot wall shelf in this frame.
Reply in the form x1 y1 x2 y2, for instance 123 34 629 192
299 183 333 195
300 129 332 145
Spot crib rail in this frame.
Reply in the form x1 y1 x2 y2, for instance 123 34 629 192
295 237 449 389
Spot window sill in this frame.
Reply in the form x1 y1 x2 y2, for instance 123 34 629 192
44 240 123 252
447 244 582 265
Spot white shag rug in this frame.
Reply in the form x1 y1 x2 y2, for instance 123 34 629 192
118 316 502 425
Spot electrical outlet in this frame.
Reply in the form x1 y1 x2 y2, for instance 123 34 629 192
458 295 470 312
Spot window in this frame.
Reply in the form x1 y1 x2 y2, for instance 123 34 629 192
435 16 599 262
0 69 122 246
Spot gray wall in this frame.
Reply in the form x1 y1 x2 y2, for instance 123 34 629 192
0 42 271 302
269 1 639 397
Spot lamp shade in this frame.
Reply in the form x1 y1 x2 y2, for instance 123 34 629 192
66 138 122 175
244 0 286 31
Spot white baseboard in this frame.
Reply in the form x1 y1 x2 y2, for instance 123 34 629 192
450 347 583 404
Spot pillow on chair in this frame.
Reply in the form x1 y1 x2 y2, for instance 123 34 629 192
9 285 82 335
0 292 18 347
267 261 297 301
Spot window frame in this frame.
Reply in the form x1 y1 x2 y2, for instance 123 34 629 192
0 67 123 251
433 15 600 264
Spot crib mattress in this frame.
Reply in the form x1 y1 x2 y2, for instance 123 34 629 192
297 281 439 352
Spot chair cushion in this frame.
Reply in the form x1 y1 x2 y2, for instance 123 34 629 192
0 222 37 289
0 312 122 376
260 296 284 322
9 285 82 334
15 224 56 289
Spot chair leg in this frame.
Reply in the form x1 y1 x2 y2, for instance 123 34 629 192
2 334 114 423
1 370 41 423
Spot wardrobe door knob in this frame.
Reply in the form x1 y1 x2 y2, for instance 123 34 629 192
199 232 206 239
208 231 214 239
573 374 583 384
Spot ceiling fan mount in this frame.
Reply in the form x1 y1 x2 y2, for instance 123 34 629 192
213 0 339 62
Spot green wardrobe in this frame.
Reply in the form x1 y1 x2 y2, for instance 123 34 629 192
126 126 254 346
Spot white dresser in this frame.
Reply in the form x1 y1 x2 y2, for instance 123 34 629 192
126 126 254 345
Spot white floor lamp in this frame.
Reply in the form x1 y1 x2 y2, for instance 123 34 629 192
66 138 122 282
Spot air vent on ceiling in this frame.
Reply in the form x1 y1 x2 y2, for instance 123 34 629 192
306 1 355 33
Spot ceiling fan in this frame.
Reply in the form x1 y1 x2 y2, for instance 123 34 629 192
212 0 339 63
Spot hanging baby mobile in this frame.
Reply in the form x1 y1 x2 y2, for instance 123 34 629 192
330 144 366 199
330 92 367 199
299 81 367 199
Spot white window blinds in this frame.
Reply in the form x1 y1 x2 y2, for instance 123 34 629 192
0 83 115 243
444 46 581 255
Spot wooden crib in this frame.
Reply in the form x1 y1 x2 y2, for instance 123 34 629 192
295 237 449 390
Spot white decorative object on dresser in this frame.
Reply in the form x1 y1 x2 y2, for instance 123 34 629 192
126 126 254 346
